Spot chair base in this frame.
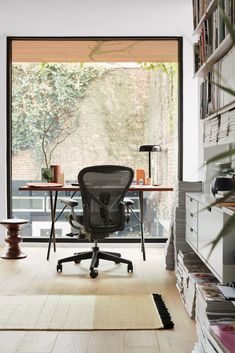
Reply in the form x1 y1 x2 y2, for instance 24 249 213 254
57 244 133 278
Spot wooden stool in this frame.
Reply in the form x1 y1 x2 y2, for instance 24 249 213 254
0 219 28 259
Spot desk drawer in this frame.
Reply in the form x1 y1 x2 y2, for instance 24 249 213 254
186 196 198 214
186 224 197 250
198 204 223 278
186 210 197 232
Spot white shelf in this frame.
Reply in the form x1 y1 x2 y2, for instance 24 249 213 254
203 99 235 122
193 0 217 35
194 34 233 77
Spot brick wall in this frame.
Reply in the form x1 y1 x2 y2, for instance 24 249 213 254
12 67 178 193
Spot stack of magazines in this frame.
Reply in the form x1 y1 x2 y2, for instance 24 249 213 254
176 249 212 318
209 321 235 353
193 282 235 353
185 272 218 319
165 222 175 270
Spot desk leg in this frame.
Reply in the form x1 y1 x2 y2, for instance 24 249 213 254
47 191 58 260
139 191 146 261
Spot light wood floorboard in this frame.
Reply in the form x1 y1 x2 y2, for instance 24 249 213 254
0 246 196 353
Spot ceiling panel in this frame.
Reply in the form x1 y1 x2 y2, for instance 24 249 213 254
12 39 178 62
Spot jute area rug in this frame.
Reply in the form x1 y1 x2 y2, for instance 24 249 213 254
0 294 173 331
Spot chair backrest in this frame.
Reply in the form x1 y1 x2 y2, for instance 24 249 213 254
78 165 134 235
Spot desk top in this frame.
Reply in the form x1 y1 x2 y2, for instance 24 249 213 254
19 183 173 192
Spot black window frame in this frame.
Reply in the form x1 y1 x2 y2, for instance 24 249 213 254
6 36 183 244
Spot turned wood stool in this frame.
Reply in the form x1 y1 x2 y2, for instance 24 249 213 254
0 219 28 259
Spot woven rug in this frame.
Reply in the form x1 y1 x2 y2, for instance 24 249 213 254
0 294 174 330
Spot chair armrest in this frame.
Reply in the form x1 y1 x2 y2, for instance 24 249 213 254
122 198 134 224
60 197 78 208
123 197 134 207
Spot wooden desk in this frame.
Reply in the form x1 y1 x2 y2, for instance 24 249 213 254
19 184 173 261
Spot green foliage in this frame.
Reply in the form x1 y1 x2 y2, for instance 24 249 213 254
91 69 149 165
12 63 105 166
141 62 178 136
140 62 177 77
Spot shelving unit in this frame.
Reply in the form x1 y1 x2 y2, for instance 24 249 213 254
193 0 217 35
194 34 233 77
193 0 235 148
182 2 235 352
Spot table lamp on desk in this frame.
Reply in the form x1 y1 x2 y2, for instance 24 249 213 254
138 144 162 184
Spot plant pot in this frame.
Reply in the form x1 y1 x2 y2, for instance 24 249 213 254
41 167 54 182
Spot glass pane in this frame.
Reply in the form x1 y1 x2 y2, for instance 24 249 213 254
11 59 178 240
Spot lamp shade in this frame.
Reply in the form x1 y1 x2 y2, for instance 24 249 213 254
137 144 162 179
138 144 162 152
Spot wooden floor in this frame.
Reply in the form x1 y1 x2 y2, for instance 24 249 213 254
0 246 196 353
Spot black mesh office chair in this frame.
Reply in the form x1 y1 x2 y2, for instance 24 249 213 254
57 165 134 278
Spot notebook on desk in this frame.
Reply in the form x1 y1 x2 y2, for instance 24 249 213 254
26 182 64 188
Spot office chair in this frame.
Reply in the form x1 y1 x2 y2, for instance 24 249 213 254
57 165 134 278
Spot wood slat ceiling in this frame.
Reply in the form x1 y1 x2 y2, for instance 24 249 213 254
12 39 178 62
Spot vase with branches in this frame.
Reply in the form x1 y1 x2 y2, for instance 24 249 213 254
40 105 79 181
12 62 106 182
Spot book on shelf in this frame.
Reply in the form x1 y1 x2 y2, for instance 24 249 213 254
193 0 235 74
218 0 226 45
199 45 235 119
192 0 213 30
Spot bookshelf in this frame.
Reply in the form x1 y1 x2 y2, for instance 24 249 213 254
193 0 235 148
194 33 233 77
193 0 217 35
180 2 235 352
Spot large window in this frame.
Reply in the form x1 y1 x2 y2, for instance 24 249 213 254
8 38 182 241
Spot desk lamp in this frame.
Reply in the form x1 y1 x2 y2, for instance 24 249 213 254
138 144 162 178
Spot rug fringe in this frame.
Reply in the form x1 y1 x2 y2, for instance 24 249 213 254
152 294 174 329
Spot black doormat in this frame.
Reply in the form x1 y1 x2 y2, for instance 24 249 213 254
152 294 174 329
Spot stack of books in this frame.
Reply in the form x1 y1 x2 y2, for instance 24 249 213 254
193 282 235 353
185 272 218 319
203 117 218 143
165 222 175 270
176 249 213 318
209 321 235 353
218 111 230 141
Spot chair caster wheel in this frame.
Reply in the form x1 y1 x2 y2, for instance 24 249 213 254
57 264 62 272
90 270 98 278
127 263 133 273
74 260 81 264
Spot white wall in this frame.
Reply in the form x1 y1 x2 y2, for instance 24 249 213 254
0 0 198 233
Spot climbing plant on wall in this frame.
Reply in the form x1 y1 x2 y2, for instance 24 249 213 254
12 63 105 166
141 62 178 136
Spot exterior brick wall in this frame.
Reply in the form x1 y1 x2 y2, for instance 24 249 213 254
12 66 178 235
